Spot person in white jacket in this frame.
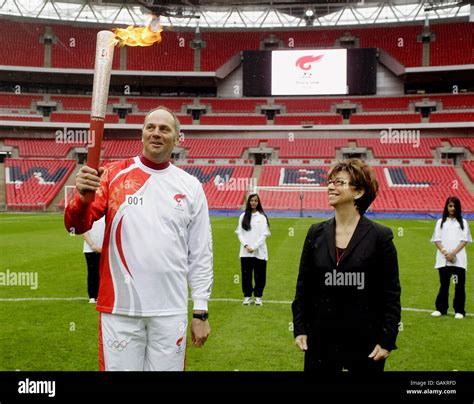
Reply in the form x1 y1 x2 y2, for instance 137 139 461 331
431 196 472 319
66 107 213 371
235 193 270 306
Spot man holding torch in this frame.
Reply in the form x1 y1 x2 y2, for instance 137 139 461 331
65 106 213 371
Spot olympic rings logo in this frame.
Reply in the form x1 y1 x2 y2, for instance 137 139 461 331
106 339 128 351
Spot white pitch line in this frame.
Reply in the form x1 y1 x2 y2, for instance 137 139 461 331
210 297 293 304
0 297 88 301
0 296 472 316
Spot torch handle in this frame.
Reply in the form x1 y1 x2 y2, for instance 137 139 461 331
83 117 105 203
84 30 116 204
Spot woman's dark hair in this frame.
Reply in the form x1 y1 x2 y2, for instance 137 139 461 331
327 158 379 215
242 193 270 231
441 196 464 230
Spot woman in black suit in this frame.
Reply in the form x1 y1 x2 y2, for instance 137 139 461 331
292 158 401 372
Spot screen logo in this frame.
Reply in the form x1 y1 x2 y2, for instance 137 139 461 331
295 54 324 71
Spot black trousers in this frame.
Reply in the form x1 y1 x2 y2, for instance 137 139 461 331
240 257 267 298
304 350 386 373
435 266 466 315
84 252 101 299
304 336 385 373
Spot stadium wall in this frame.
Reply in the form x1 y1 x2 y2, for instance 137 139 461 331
210 209 474 221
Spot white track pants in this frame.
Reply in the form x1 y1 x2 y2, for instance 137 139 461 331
99 313 187 371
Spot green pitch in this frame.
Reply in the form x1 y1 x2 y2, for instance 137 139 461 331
0 213 473 371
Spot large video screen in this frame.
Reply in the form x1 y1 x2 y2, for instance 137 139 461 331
243 48 377 96
271 49 347 95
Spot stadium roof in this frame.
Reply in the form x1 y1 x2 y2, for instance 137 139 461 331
0 0 471 28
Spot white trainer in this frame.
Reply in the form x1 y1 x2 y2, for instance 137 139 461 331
242 297 251 305
255 297 262 306
454 313 464 319
89 298 97 304
431 310 442 317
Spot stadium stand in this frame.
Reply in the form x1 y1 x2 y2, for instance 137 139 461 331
355 138 443 158
258 164 474 212
5 158 76 210
2 21 474 72
126 32 194 71
272 94 474 114
357 25 423 67
199 115 267 125
372 166 474 212
200 32 261 71
266 138 349 158
200 98 265 113
275 98 342 113
197 23 474 71
349 113 422 124
463 160 474 182
429 22 474 66
50 96 119 111
2 93 473 126
0 115 43 121
429 112 474 123
182 138 261 158
51 95 93 111
1 17 473 214
431 94 474 109
449 138 474 153
102 140 142 159
50 113 119 123
273 115 343 125
354 96 417 112
4 139 85 158
127 97 193 113
0 20 44 67
125 114 193 125
50 24 120 69
180 165 254 209
0 93 43 109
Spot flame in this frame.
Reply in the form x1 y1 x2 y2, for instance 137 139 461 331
113 19 162 47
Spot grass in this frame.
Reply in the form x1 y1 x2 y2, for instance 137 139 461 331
0 213 473 371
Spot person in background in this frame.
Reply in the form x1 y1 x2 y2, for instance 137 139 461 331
431 196 472 319
82 216 105 304
235 193 270 306
292 158 401 372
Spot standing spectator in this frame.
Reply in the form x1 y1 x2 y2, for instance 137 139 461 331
292 159 401 372
83 216 105 304
235 193 270 306
65 106 213 371
431 196 472 319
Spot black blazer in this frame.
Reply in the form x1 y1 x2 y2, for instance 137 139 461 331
292 216 401 351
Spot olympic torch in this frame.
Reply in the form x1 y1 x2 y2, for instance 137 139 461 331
83 30 116 203
83 20 162 202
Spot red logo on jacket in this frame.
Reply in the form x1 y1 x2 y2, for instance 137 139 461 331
174 193 186 202
174 193 186 207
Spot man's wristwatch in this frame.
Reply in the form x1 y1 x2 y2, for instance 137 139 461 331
193 312 209 321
